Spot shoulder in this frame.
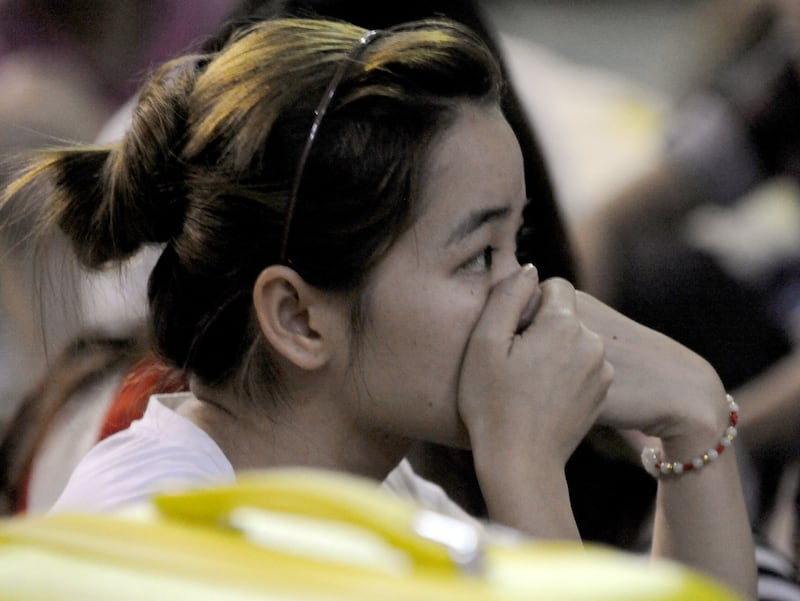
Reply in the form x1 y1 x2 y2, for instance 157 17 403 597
49 393 234 514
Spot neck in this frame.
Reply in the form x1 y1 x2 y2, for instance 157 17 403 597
179 380 409 482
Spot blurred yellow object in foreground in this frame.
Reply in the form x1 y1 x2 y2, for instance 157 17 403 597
0 468 742 600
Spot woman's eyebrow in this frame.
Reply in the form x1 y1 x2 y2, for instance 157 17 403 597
445 205 511 247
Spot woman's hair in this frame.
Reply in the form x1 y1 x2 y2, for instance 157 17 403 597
3 18 503 401
204 0 576 282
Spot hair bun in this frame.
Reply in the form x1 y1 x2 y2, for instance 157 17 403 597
106 61 197 247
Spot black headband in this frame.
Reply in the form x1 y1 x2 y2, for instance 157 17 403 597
279 29 384 264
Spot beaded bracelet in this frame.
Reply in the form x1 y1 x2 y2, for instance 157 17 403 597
641 394 739 478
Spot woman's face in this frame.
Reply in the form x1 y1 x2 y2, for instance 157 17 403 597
343 102 528 448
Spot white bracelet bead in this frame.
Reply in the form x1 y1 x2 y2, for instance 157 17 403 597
640 393 739 479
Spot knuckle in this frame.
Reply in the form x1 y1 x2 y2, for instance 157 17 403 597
542 276 572 290
539 279 577 314
544 312 581 339
601 360 615 386
582 327 605 351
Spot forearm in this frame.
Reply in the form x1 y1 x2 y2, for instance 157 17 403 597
574 288 758 597
473 449 580 542
651 437 756 600
473 436 580 541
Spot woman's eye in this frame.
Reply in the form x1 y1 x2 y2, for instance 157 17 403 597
461 246 495 273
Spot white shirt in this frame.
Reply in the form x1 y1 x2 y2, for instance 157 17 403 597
50 393 235 513
50 393 472 524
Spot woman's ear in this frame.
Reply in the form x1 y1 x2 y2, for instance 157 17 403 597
252 266 338 370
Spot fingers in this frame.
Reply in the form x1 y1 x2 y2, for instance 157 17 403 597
512 277 581 348
534 277 578 321
460 273 614 468
471 263 540 343
470 266 585 349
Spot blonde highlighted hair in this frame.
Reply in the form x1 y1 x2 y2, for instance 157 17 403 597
3 17 502 398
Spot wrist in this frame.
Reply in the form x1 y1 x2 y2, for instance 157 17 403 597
660 415 726 459
642 394 738 478
473 456 577 540
648 367 728 444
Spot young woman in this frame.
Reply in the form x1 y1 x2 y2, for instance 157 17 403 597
4 18 756 598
